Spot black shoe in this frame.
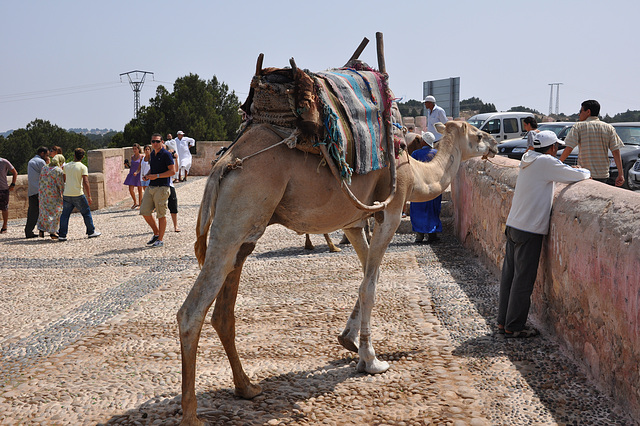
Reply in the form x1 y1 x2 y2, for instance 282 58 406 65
26 233 37 239
426 233 440 243
414 233 425 243
146 235 159 247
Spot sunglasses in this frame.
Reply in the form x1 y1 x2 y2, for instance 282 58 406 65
151 140 162 143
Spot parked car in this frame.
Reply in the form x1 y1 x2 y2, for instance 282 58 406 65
467 112 533 142
497 122 575 159
559 122 640 190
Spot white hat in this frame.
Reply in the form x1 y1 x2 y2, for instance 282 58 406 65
424 95 436 103
533 130 562 148
421 131 436 148
177 130 184 135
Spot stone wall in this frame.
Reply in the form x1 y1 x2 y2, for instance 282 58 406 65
451 155 640 419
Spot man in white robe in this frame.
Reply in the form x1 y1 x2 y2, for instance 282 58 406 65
175 130 196 181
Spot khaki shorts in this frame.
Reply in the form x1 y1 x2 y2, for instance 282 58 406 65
139 186 170 218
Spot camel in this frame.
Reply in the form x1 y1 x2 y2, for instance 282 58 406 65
177 118 497 425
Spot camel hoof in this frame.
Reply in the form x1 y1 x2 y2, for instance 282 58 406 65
329 246 342 253
304 243 314 250
338 334 359 353
357 358 390 374
234 383 262 399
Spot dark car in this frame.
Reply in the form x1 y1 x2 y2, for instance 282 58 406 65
558 122 640 190
497 122 575 160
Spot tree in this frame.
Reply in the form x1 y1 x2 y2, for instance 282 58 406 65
0 119 91 173
508 106 541 115
397 99 424 117
460 97 496 114
115 74 242 147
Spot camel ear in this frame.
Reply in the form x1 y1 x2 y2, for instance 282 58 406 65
435 122 446 134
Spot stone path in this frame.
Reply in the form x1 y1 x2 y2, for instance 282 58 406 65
0 177 634 425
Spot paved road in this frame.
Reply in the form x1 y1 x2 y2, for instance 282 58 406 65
0 177 634 425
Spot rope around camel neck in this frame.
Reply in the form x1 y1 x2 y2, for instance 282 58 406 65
484 156 520 169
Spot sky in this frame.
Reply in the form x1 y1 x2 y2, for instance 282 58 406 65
1 0 639 133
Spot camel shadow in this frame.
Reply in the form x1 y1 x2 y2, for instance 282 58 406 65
99 350 416 425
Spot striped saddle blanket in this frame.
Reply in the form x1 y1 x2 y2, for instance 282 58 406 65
315 69 391 182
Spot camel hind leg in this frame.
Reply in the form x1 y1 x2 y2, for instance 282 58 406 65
210 242 262 399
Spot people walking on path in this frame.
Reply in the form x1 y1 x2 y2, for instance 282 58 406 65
558 99 624 186
58 148 101 241
37 154 65 239
140 133 175 248
165 134 180 183
175 131 195 182
0 156 18 234
498 131 590 338
162 141 180 232
140 145 151 191
123 144 143 209
25 146 49 238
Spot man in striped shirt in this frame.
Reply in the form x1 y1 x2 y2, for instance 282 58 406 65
559 99 624 186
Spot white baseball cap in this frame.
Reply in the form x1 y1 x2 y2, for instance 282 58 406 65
421 131 436 148
424 95 436 103
533 130 562 148
177 130 184 135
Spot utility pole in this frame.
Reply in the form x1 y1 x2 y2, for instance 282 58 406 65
120 70 154 118
548 83 563 115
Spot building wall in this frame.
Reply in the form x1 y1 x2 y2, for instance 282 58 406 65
451 155 640 419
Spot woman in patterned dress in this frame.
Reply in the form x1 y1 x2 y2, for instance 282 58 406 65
123 143 143 209
37 154 65 239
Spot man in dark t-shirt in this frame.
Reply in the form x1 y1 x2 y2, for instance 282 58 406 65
139 133 175 248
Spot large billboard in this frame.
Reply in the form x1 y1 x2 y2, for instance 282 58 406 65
423 77 460 118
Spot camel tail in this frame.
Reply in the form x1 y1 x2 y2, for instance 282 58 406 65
194 166 226 267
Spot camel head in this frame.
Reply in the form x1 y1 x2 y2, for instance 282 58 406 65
435 121 497 161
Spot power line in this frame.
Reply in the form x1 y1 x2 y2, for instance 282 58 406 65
0 82 123 101
0 83 124 104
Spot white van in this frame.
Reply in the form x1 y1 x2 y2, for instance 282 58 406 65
467 112 534 141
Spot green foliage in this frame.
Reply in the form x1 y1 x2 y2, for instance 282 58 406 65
115 74 242 147
460 97 497 114
0 119 94 174
605 109 640 123
397 99 424 117
508 105 541 115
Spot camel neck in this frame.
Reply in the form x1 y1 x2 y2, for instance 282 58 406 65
409 135 461 202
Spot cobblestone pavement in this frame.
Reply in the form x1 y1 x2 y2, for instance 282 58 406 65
0 177 635 425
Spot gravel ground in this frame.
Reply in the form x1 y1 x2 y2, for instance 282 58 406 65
0 176 635 425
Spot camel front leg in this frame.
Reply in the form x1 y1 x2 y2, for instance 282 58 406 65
355 214 399 374
337 227 369 353
304 234 314 250
210 243 262 399
177 267 226 426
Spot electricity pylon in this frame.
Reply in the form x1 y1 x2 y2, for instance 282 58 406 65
120 70 154 118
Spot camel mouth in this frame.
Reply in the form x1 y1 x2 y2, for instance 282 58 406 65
482 146 498 160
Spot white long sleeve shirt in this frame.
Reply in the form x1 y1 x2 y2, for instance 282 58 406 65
506 151 591 235
426 105 448 141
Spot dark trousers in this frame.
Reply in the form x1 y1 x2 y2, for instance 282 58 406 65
25 194 39 237
497 226 544 332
